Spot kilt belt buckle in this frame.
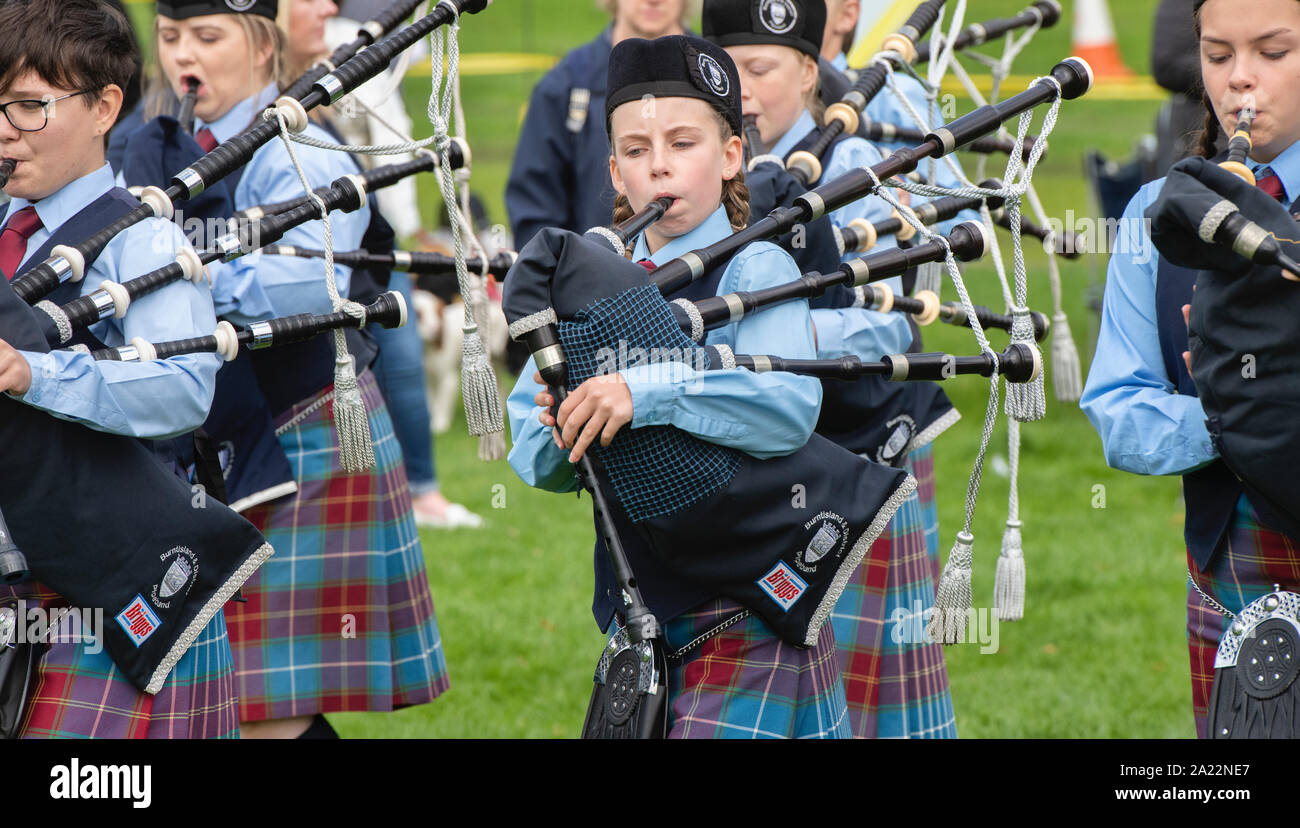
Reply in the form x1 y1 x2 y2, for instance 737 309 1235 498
0 598 40 740
1209 587 1300 738
581 624 667 739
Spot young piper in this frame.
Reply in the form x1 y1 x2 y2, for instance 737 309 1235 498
139 0 449 738
705 0 956 739
0 0 236 738
508 35 852 739
1082 0 1300 738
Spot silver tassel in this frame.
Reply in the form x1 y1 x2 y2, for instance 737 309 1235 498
1004 311 1046 422
461 322 505 445
1050 312 1082 403
332 345 375 472
928 530 974 644
994 519 1025 621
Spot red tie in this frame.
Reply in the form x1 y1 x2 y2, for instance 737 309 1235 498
1258 168 1285 202
195 127 217 153
636 259 657 273
0 206 42 281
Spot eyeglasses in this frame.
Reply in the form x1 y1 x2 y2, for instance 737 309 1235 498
0 90 95 133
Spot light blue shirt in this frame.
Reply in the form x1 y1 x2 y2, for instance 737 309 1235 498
204 85 370 324
8 164 220 438
771 111 915 358
1082 142 1300 475
508 207 823 493
811 303 914 360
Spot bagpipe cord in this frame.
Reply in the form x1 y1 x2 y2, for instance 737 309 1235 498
270 107 377 471
950 31 1083 403
858 164 999 644
879 70 1063 625
279 9 507 459
427 11 506 458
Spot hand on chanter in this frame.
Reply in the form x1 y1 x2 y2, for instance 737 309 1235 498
534 370 633 463
0 339 32 395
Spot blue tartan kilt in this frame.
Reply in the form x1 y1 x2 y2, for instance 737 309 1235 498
662 597 850 739
830 443 956 738
224 370 448 721
1 578 239 739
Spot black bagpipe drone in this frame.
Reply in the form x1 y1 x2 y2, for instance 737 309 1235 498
36 153 457 348
795 0 1062 187
507 57 1090 736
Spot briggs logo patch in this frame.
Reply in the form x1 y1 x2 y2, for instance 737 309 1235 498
758 561 807 612
116 595 160 647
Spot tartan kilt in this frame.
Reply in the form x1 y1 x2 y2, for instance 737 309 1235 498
829 444 956 739
662 597 849 739
225 370 448 721
912 442 941 572
1 581 238 739
1186 494 1300 738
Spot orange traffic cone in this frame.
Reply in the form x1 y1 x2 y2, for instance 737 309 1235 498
1072 0 1134 79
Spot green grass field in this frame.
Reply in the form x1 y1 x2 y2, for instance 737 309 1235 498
144 1 1196 738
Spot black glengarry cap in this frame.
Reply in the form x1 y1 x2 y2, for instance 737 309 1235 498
157 0 278 20
703 0 826 62
605 34 744 138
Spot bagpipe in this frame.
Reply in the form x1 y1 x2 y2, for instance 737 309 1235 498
790 0 949 187
0 270 271 696
258 245 516 283
507 57 1089 659
913 1 1062 64
38 158 439 348
799 1 1062 188
9 0 490 306
89 291 408 364
1148 141 1300 542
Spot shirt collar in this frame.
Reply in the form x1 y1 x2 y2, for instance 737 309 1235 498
831 52 848 72
4 164 115 231
198 83 280 145
633 205 731 264
770 109 818 160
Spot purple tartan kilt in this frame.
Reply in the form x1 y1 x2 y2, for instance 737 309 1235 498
1187 494 1300 738
1 581 238 739
662 597 849 738
225 370 448 722
830 443 956 739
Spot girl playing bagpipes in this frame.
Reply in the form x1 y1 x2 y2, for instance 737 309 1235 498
703 0 956 738
508 35 856 738
123 0 448 738
1082 0 1300 738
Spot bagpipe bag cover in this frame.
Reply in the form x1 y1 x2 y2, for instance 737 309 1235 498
1149 157 1300 538
505 228 914 646
0 273 271 694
